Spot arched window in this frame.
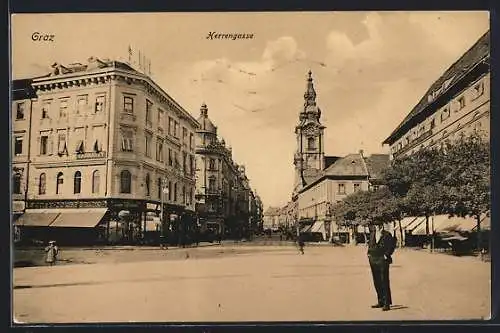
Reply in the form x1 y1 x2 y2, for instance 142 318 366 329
145 173 150 196
13 173 21 194
120 170 131 193
92 170 100 194
307 137 316 150
56 172 64 194
39 173 46 195
74 171 82 194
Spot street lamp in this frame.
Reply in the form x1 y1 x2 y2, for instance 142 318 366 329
160 179 169 249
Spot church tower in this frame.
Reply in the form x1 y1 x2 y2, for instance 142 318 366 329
293 70 325 196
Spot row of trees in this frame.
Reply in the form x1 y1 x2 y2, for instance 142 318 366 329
332 132 490 250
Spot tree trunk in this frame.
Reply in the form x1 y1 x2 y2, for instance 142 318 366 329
398 219 404 248
476 214 482 251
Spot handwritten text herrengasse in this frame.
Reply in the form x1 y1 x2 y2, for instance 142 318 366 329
206 32 254 40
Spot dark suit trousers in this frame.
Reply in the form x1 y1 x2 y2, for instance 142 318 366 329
369 256 392 306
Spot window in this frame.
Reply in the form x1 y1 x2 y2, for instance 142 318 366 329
209 158 216 170
156 139 164 162
59 99 68 118
145 100 152 126
14 137 23 155
338 183 346 194
41 101 50 119
120 170 132 193
209 177 216 191
56 172 64 195
182 185 186 204
40 135 49 155
57 133 67 155
121 130 134 151
74 171 82 194
353 183 361 192
472 81 484 100
95 95 105 113
145 173 150 196
308 137 315 150
158 109 164 128
16 102 25 120
93 139 101 153
430 118 436 129
441 107 450 121
92 170 100 194
168 148 173 166
168 181 172 201
174 151 179 168
157 177 162 199
174 121 179 138
189 133 194 150
457 96 466 111
173 183 178 202
13 173 21 194
168 117 173 136
75 140 84 154
123 96 134 113
182 127 188 146
39 173 46 195
145 134 152 157
190 155 195 176
182 152 187 174
76 95 88 114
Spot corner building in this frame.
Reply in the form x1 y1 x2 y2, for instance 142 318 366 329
15 57 198 245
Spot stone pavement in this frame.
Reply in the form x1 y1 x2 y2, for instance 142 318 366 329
13 245 490 323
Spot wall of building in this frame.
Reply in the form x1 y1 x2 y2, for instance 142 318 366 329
390 73 490 158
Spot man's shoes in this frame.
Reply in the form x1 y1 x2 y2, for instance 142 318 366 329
382 305 390 311
371 304 383 308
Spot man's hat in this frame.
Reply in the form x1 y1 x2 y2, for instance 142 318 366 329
49 240 56 244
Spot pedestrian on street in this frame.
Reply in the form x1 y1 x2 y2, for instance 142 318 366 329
298 234 305 255
45 240 59 266
367 223 396 311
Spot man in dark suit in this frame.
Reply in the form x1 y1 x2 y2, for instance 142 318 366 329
367 223 396 311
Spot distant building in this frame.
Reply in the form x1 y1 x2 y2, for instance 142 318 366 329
263 207 280 231
297 151 389 242
383 30 490 158
13 57 199 244
194 103 258 238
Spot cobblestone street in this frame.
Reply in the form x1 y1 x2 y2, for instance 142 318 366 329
13 245 490 323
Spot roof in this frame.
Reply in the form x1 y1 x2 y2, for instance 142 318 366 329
196 103 217 134
364 154 390 180
323 153 367 177
12 78 37 100
383 30 490 145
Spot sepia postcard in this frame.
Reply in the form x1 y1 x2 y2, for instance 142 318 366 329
10 11 491 324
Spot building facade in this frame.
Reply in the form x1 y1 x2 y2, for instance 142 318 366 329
383 30 490 158
297 152 389 242
13 57 199 245
262 207 280 231
194 103 257 239
12 79 37 234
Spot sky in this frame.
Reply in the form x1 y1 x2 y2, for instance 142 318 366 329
11 11 489 209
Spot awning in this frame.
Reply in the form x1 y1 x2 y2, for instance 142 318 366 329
409 217 428 235
433 215 478 233
395 217 419 230
310 221 323 233
14 210 60 226
472 214 490 231
49 208 108 228
300 224 312 233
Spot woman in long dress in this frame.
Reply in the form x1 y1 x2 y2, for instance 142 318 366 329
45 241 59 266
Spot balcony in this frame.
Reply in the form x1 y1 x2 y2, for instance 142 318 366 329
76 151 106 160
